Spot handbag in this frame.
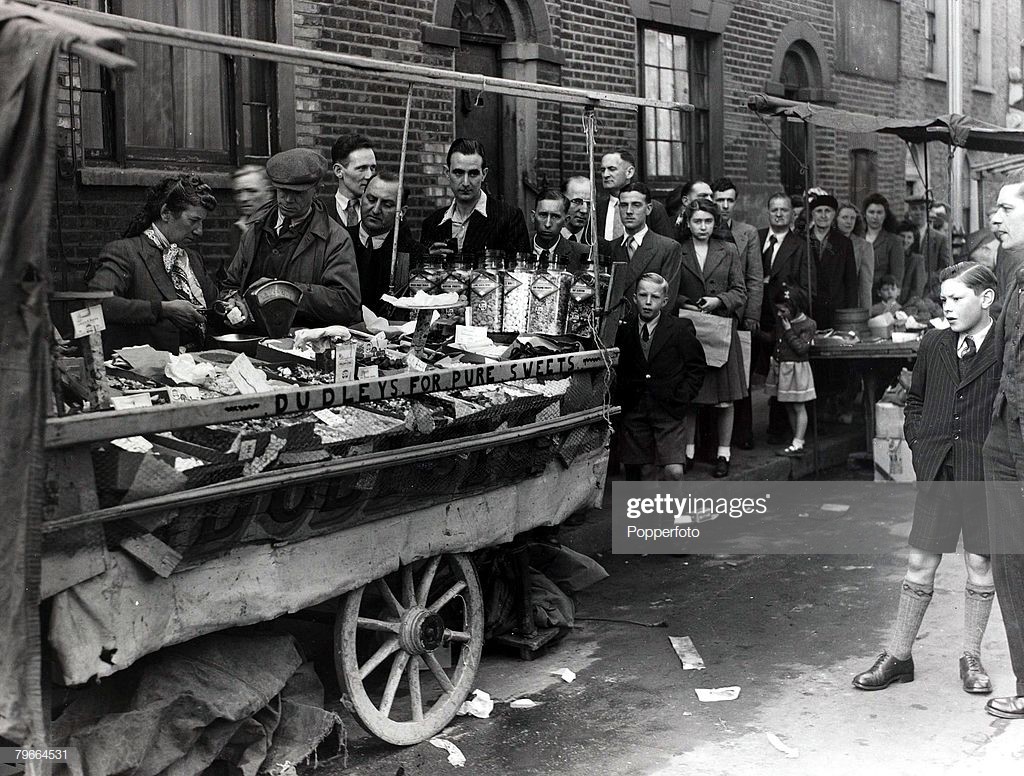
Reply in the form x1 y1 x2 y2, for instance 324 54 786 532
677 309 733 368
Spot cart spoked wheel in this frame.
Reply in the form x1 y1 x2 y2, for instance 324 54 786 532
335 553 484 745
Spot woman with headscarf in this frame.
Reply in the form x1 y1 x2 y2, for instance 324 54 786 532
88 175 219 355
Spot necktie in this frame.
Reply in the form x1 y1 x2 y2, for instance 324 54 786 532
626 236 637 260
641 324 650 342
763 234 778 274
539 248 550 266
345 199 358 228
959 335 976 377
612 203 625 239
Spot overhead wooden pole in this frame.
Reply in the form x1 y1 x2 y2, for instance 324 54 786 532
388 83 416 297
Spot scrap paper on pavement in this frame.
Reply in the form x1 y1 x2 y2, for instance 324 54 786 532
669 636 706 670
695 686 741 702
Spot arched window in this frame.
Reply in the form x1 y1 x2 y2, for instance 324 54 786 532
780 49 810 196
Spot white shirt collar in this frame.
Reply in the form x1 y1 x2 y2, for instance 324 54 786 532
639 312 661 333
335 190 359 223
959 318 992 353
440 189 488 225
604 194 619 240
534 236 561 258
622 225 649 250
359 225 389 250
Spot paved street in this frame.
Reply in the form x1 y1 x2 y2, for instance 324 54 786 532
325 479 1024 775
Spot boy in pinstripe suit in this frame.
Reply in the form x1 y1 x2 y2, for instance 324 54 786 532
854 262 1000 694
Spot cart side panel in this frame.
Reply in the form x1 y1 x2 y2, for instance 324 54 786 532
48 445 608 686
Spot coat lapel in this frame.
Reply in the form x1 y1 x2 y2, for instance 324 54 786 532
619 234 658 293
937 329 960 384
281 208 328 277
139 240 178 301
702 242 727 280
772 235 797 278
646 317 670 362
959 328 997 387
679 240 704 286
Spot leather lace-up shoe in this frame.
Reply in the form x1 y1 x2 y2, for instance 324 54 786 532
712 456 730 478
959 653 992 694
852 652 915 690
985 695 1024 719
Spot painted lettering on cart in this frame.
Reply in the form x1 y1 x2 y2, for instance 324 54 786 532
272 354 579 414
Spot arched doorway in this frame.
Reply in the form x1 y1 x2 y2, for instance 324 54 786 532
454 0 515 203
780 47 812 196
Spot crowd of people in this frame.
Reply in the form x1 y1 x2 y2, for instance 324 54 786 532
84 135 1015 468
78 133 1024 721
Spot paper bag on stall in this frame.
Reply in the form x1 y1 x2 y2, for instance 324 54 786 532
677 310 733 368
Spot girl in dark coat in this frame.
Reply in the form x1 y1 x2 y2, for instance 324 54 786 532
677 199 747 478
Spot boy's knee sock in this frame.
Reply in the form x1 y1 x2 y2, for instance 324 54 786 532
887 579 934 660
963 582 995 657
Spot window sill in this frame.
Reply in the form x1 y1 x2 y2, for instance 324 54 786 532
79 166 234 189
924 72 947 84
972 84 996 95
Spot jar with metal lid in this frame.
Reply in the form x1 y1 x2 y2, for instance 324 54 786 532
408 256 443 295
527 254 572 335
471 250 504 330
565 261 607 334
501 252 534 333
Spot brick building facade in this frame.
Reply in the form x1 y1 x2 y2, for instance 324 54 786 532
49 0 1015 290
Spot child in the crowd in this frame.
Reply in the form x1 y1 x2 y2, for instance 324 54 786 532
853 262 1000 694
765 284 816 457
897 220 926 302
870 275 902 317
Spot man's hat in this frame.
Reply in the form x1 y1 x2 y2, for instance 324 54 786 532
808 193 838 212
905 192 928 204
266 148 328 190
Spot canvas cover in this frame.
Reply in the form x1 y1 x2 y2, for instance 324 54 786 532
748 93 1024 154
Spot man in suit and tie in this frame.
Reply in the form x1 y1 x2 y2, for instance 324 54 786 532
981 177 1024 720
906 194 952 297
324 134 377 228
420 137 530 256
347 171 419 316
614 272 707 480
531 188 590 273
595 151 675 241
602 182 683 323
562 175 594 244
745 192 810 444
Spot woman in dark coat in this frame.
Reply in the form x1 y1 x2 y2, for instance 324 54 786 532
88 176 219 355
806 194 858 329
677 199 748 477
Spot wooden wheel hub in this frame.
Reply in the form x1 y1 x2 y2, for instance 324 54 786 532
400 606 445 654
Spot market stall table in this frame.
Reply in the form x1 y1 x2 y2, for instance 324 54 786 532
808 339 920 454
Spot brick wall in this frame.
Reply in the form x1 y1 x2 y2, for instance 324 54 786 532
46 0 1018 290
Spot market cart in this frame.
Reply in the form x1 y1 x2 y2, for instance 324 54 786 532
1 1 694 750
41 344 616 746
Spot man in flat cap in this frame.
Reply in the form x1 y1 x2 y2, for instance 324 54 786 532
220 147 361 327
